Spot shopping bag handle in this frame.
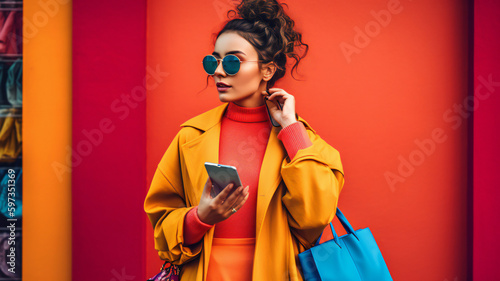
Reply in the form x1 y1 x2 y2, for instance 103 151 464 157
315 208 359 247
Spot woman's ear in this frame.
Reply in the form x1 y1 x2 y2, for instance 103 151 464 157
262 62 277 82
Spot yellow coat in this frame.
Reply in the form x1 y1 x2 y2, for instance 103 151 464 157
144 103 345 281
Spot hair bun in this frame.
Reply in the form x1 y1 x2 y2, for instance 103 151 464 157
233 0 286 28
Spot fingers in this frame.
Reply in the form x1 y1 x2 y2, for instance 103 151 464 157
198 184 249 224
202 177 213 198
230 187 250 213
262 89 292 111
261 88 281 99
214 182 235 203
223 185 249 213
262 88 290 100
264 98 280 115
261 87 283 95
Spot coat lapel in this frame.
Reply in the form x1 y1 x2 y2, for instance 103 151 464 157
256 126 286 236
181 122 221 206
180 104 228 206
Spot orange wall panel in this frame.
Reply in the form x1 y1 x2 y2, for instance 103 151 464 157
24 0 72 280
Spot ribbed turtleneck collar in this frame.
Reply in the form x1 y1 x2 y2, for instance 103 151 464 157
224 102 268 123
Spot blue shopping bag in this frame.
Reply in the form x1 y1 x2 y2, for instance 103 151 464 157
298 208 393 281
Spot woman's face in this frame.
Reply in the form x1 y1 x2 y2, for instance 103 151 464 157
211 32 272 107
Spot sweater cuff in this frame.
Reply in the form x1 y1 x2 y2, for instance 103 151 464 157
183 206 214 246
277 121 313 160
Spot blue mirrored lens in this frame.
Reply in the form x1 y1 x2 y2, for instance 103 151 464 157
222 55 240 75
203 55 217 75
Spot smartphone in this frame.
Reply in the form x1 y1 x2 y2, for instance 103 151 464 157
204 162 243 198
264 88 283 127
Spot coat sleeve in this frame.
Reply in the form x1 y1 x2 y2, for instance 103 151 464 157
144 129 202 265
281 127 345 250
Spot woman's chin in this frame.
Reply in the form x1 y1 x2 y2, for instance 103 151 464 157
218 93 234 103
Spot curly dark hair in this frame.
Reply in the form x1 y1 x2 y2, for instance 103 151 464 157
208 0 308 88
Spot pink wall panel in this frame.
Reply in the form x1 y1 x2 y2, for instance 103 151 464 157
473 0 500 280
72 1 147 280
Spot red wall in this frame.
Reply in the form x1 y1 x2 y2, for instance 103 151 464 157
67 0 500 280
146 0 469 280
71 0 500 280
473 0 500 280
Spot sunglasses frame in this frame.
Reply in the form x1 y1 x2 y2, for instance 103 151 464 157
202 54 264 76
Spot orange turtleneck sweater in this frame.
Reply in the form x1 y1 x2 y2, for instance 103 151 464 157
183 102 312 244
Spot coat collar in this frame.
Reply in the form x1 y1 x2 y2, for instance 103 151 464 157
180 102 316 134
180 103 228 132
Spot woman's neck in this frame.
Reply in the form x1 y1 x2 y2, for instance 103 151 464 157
232 85 267 107
225 102 268 122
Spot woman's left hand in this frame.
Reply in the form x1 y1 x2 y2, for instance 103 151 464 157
261 88 297 128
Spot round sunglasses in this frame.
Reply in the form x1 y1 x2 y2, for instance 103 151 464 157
202 54 262 76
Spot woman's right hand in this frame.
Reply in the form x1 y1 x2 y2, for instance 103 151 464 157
197 177 249 225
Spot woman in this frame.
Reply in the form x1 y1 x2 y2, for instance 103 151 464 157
144 0 345 280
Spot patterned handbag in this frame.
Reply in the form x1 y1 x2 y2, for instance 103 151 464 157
146 261 181 281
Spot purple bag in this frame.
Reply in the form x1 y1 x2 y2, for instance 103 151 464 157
147 261 181 281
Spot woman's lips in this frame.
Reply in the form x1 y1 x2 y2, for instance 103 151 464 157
217 85 231 92
216 82 231 92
